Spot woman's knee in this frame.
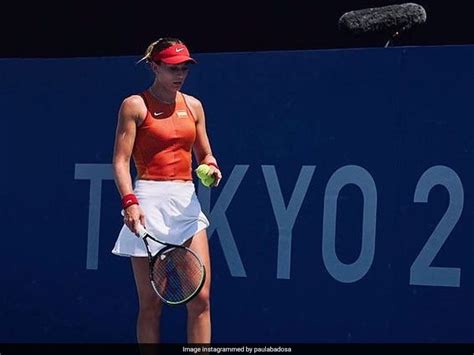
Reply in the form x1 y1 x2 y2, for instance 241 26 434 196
138 295 163 318
187 288 210 315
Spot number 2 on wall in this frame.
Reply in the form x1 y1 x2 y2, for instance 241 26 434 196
410 166 463 287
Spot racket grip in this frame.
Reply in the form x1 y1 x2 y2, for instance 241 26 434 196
136 224 148 239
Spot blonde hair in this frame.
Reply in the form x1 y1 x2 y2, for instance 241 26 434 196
136 37 184 64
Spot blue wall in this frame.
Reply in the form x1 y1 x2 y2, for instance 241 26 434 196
2 45 474 343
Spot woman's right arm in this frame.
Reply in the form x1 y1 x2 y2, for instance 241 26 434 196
112 95 146 234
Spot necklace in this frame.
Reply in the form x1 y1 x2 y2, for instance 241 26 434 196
148 87 175 104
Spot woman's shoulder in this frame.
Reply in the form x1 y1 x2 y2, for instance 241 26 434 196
181 92 203 110
121 94 146 109
119 94 147 122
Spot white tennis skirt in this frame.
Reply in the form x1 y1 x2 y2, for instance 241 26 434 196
112 180 210 257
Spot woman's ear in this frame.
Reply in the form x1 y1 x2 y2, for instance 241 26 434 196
150 62 160 75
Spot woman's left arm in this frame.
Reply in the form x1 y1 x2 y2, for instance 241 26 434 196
187 95 222 187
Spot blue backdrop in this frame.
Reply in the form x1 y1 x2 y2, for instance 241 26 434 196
2 45 474 343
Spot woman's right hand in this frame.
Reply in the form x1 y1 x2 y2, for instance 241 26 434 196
123 204 146 236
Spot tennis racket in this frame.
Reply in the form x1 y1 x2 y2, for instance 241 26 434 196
136 224 206 306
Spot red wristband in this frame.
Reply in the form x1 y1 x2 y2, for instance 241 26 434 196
207 162 220 170
122 194 139 209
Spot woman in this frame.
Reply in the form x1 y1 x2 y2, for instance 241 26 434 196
111 37 222 344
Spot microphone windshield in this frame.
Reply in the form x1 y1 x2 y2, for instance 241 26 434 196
339 3 427 35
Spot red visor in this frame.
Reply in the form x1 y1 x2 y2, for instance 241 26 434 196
152 44 197 64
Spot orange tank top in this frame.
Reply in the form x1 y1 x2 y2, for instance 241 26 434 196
132 90 196 181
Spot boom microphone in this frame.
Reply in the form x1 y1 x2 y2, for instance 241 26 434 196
338 3 427 36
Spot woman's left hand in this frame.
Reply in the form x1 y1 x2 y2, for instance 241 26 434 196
209 166 222 187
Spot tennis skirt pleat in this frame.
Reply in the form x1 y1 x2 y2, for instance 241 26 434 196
112 180 210 257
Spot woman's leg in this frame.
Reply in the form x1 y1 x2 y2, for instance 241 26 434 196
131 256 164 343
184 229 212 343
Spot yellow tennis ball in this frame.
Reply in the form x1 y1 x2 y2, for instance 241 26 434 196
202 174 215 187
195 164 215 187
196 164 210 178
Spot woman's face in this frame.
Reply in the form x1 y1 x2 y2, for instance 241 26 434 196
152 62 190 91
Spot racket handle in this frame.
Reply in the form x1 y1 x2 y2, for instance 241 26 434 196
136 223 148 239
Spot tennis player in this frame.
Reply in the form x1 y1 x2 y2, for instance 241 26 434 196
111 37 221 344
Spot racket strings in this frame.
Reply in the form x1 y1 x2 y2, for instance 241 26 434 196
152 248 204 303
